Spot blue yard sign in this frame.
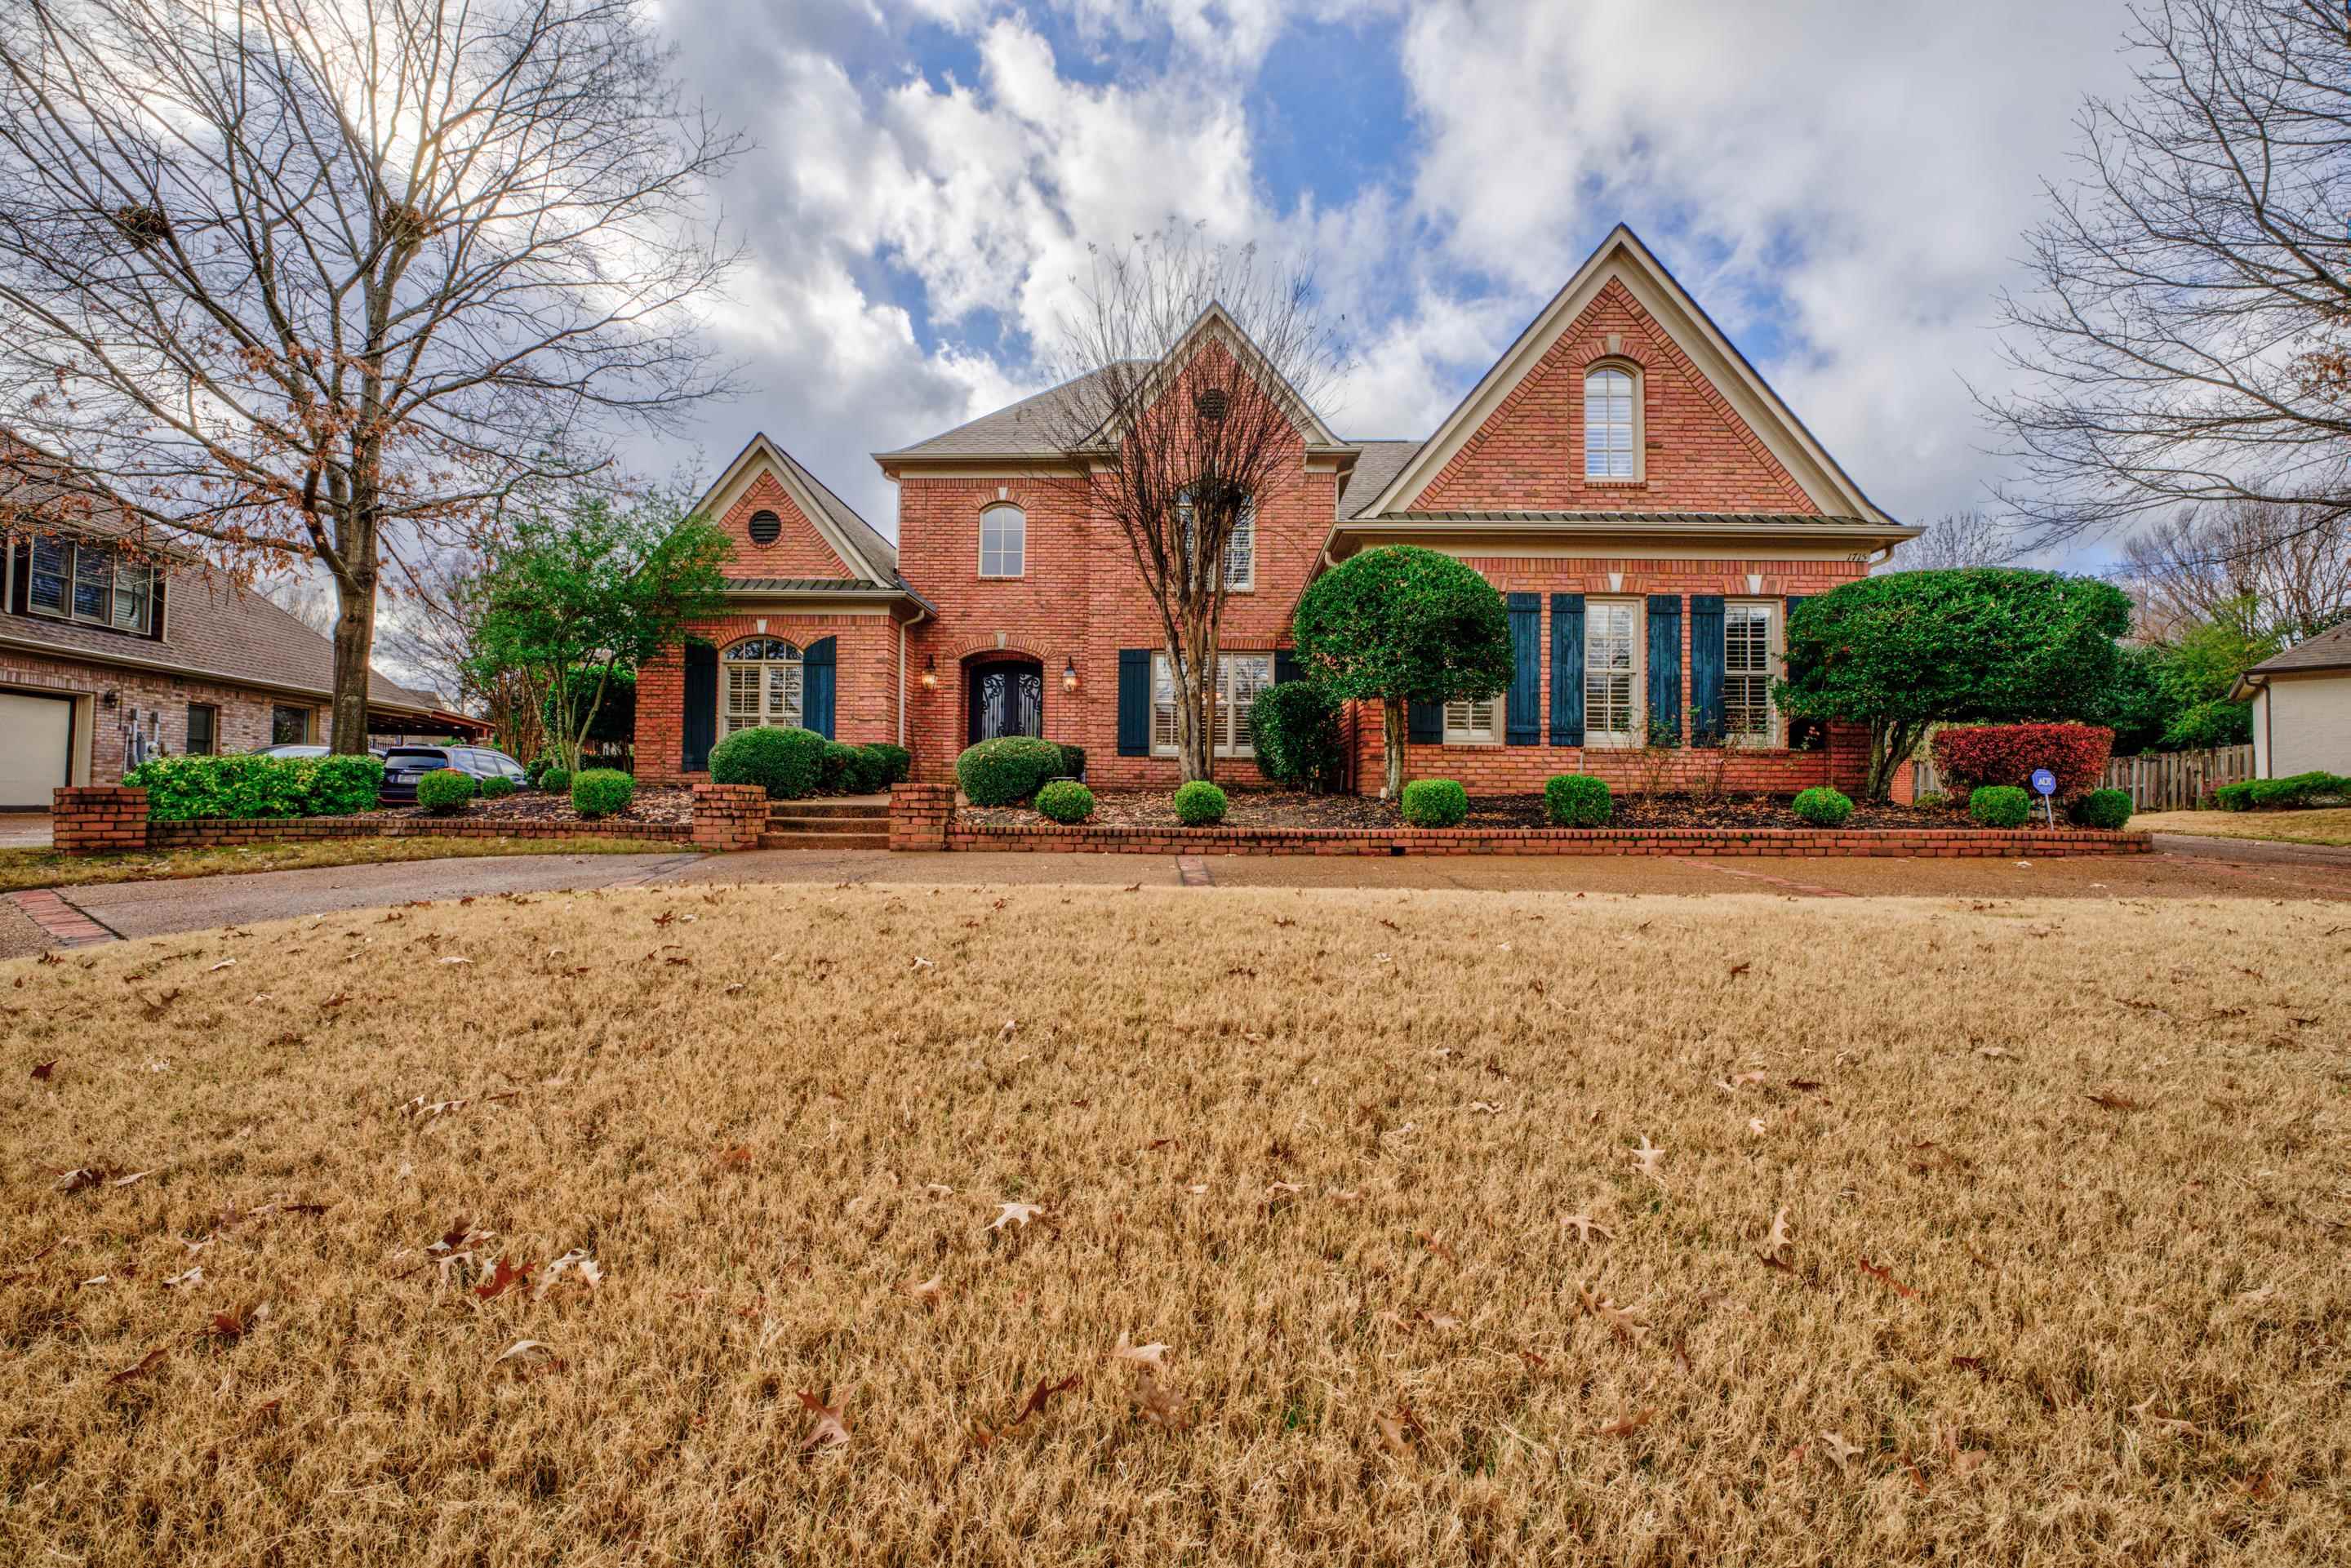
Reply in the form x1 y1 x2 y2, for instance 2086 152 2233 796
2029 768 2057 826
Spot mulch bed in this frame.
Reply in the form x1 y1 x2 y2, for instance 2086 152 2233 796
361 785 697 828
961 790 1969 831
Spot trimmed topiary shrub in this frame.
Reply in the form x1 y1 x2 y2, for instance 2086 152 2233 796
308 755 387 815
416 768 476 815
1173 780 1228 826
571 768 635 820
1544 773 1611 828
1791 786 1854 828
818 740 864 794
2243 770 2351 810
1401 778 1468 828
863 743 913 786
123 753 385 820
839 745 890 794
541 766 572 795
2069 787 2133 829
709 724 825 800
1930 723 2114 799
957 736 1063 806
1036 780 1095 824
1251 681 1345 792
478 774 517 800
1968 784 2032 828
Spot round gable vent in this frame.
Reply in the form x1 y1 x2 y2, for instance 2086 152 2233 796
747 509 782 544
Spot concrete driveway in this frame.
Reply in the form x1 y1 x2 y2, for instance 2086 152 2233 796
0 813 52 849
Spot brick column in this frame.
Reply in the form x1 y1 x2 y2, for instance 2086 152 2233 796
690 783 769 852
889 782 954 851
53 786 150 855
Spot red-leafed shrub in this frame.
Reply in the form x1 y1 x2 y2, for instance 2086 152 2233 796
1930 723 2113 799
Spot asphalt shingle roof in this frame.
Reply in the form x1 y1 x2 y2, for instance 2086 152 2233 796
875 367 1129 460
2247 618 2351 675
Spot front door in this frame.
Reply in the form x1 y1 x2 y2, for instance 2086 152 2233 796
967 662 1043 744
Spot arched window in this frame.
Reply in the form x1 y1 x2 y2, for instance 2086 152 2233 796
722 637 802 734
1584 366 1638 480
979 503 1025 577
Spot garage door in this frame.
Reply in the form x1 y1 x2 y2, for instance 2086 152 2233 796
0 691 73 808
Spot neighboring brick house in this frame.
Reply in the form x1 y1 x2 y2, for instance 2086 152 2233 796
1 509 473 808
636 226 1919 797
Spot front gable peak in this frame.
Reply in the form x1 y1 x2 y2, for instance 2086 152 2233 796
695 433 896 583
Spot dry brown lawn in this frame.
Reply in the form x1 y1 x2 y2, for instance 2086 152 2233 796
4 883 2348 1566
2136 808 2351 848
0 834 693 895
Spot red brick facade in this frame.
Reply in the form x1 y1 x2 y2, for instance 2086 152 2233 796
2 646 323 789
714 471 858 580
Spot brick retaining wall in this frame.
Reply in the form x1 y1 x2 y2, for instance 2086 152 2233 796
690 784 769 851
55 784 694 855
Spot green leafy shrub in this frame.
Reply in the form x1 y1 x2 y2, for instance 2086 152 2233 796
862 743 913 786
525 755 551 787
1968 784 2031 828
1400 778 1468 828
1251 682 1345 791
1544 773 1612 828
416 768 477 815
1791 786 1854 828
1055 743 1087 780
571 768 636 820
709 725 825 800
1914 790 1952 812
2211 780 2254 811
819 740 864 794
2069 788 2133 829
123 753 384 820
478 774 518 800
2246 770 2350 810
1173 780 1229 826
956 736 1063 806
838 745 890 794
541 766 572 795
1035 780 1095 824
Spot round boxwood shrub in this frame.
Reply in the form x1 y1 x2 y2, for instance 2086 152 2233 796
2069 787 2133 830
1544 773 1612 828
1400 777 1468 828
1173 780 1228 826
956 736 1063 806
571 767 636 820
1790 786 1854 828
709 724 826 800
818 740 864 794
1968 784 2032 828
1251 681 1345 792
540 766 571 795
1055 743 1087 781
478 774 517 800
415 768 476 815
1036 780 1095 824
862 743 912 786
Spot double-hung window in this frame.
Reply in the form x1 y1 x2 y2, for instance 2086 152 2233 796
722 638 802 735
1444 693 1500 745
1583 600 1642 744
1722 603 1777 743
1584 367 1638 480
1152 651 1272 757
1177 490 1255 591
28 535 154 633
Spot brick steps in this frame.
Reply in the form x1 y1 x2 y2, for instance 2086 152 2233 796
755 829 891 851
767 800 890 821
760 797 889 851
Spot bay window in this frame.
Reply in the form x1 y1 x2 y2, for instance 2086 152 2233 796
1152 651 1272 757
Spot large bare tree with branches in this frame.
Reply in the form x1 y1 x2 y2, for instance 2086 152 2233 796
1884 511 2022 572
1036 229 1344 783
2123 497 2351 641
1986 0 2351 555
0 0 743 751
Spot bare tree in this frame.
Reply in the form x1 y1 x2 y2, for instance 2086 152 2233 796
0 0 743 752
2122 497 2351 641
1985 0 2351 553
1884 511 2022 571
1036 227 1344 782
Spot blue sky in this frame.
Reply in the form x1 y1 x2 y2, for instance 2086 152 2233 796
643 0 2146 553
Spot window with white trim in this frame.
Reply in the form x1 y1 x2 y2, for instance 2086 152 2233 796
978 504 1024 577
1584 366 1637 480
1178 490 1255 590
28 535 155 633
722 637 802 735
1443 694 1500 745
1152 651 1272 757
1583 600 1642 743
1722 602 1777 742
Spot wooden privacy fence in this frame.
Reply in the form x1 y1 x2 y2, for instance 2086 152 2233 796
1913 744 2253 811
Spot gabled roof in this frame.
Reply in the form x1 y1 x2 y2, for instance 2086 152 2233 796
2246 619 2351 677
875 367 1133 461
1336 439 1424 518
695 433 900 580
1355 224 1897 527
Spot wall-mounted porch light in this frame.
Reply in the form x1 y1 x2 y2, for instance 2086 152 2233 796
1061 656 1079 693
920 654 937 690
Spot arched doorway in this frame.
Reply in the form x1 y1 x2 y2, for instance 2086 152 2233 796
966 654 1043 745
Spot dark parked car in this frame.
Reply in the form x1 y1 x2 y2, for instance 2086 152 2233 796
378 745 529 802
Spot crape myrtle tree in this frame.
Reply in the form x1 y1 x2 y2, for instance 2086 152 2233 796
460 492 727 774
1291 545 1514 800
1036 224 1346 783
1773 569 2133 801
0 0 744 753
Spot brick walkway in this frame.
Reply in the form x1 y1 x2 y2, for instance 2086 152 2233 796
6 888 118 947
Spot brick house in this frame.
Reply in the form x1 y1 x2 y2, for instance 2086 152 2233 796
636 226 1919 797
2 507 475 808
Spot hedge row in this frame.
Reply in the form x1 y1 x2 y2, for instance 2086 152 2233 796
122 753 385 821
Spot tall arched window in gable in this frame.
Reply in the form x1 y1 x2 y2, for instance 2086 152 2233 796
979 503 1025 577
722 637 802 735
1584 365 1638 480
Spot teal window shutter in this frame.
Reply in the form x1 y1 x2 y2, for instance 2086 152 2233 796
1645 594 1682 743
681 640 717 771
1505 592 1540 745
1690 596 1726 747
1550 593 1584 746
1783 596 1817 750
1407 697 1442 744
802 636 836 738
1117 650 1150 756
